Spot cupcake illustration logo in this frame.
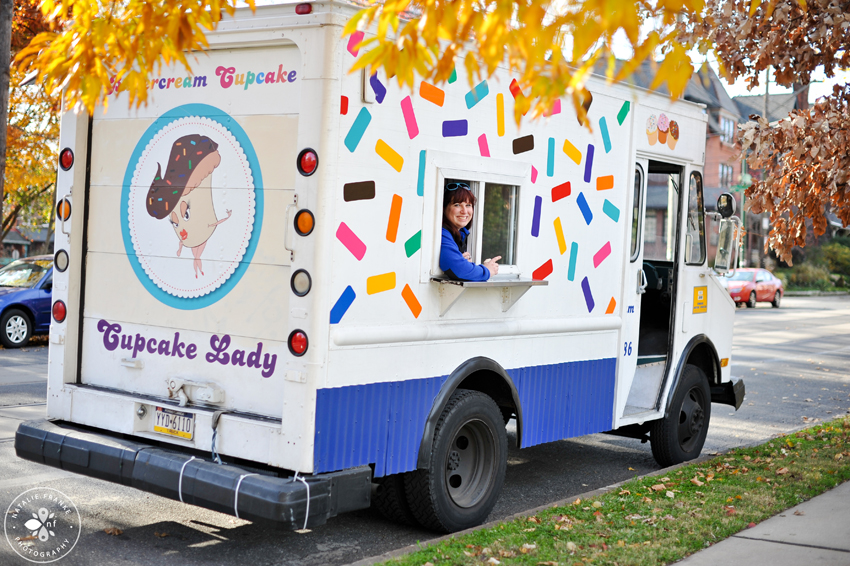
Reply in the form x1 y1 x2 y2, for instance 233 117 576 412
4 487 81 563
646 113 680 150
121 105 264 310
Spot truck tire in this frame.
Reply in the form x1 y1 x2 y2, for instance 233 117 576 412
650 365 711 468
404 389 507 532
1 309 32 348
373 473 419 526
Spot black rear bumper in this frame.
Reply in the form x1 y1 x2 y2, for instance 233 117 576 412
711 377 745 410
15 419 371 529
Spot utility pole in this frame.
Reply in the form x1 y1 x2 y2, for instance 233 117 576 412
0 0 11 231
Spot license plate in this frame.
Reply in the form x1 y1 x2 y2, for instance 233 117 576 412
153 407 195 440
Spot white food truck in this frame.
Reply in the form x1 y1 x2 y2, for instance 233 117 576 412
16 0 744 533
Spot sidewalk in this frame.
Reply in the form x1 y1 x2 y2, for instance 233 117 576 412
676 479 850 565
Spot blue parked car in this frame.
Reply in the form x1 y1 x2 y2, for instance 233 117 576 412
0 255 53 348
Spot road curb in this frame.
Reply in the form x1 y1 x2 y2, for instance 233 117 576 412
784 291 850 297
344 423 828 566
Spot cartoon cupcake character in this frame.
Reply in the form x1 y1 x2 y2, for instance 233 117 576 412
657 113 670 144
646 114 658 145
146 134 232 278
668 120 679 150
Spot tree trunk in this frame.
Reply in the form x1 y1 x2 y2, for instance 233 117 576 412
0 0 12 233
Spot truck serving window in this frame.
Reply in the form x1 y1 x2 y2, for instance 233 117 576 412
481 182 519 266
643 172 679 262
685 171 706 265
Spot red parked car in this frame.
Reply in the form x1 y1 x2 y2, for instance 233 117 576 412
723 268 784 308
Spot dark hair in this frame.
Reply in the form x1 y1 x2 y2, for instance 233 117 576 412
442 186 476 246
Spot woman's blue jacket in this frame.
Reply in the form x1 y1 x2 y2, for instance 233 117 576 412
440 227 490 281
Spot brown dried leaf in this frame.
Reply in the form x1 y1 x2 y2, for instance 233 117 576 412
104 528 123 536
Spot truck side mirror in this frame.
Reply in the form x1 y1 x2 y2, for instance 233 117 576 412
717 192 736 219
714 218 740 274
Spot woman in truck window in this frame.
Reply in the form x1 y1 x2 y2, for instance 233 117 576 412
440 182 500 281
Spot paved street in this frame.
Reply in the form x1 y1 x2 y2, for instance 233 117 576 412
0 296 848 566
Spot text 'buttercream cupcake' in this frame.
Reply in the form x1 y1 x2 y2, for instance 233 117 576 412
646 114 658 145
668 120 679 150
657 113 670 144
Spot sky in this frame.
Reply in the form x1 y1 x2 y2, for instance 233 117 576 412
708 61 850 105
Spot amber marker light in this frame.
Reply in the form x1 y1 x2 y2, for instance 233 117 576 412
56 199 72 221
59 148 74 171
288 330 308 356
297 148 318 176
720 358 729 367
294 209 315 236
52 301 67 323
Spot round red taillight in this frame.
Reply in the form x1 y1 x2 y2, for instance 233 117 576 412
52 300 67 323
59 148 74 171
288 330 308 356
297 148 318 176
295 3 312 15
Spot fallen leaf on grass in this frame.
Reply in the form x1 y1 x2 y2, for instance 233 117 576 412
642 497 652 503
617 540 625 547
666 491 675 498
484 558 500 565
691 477 704 486
520 543 537 554
104 528 123 536
747 522 757 528
528 516 542 524
619 489 631 495
499 550 516 558
592 501 603 508
523 527 537 532
537 562 559 566
651 484 666 491
566 541 577 551
776 467 790 475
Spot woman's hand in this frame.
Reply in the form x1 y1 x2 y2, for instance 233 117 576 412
483 256 501 277
462 252 472 262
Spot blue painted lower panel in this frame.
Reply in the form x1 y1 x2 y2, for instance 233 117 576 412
314 358 616 476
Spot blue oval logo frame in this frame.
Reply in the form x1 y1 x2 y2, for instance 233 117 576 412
120 104 263 310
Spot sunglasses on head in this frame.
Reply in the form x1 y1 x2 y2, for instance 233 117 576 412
446 182 470 191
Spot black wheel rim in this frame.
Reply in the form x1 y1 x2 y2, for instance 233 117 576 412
444 419 496 508
677 386 707 453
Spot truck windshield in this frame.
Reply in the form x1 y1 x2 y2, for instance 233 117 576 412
0 259 52 288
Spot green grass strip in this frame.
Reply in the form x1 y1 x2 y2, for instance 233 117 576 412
381 416 850 566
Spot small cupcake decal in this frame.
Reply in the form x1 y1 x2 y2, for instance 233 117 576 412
668 120 679 150
657 113 670 144
646 114 658 145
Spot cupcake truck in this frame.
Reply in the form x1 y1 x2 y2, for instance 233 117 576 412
17 0 744 532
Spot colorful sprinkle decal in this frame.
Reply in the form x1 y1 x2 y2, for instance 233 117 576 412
344 107 371 153
577 90 593 126
593 241 611 267
533 259 553 281
513 135 534 154
605 297 616 314
401 284 422 318
576 192 593 225
340 96 349 115
545 99 562 117
386 194 403 242
617 101 630 125
551 181 571 202
347 31 364 57
597 175 614 191
420 82 445 107
602 199 620 222
465 80 490 109
509 79 522 99
563 139 582 165
496 93 505 137
568 242 578 281
531 195 542 237
449 67 458 83
405 231 421 257
581 276 595 312
478 134 491 157
375 139 404 172
554 217 567 255
343 181 375 202
442 120 468 137
367 272 396 295
400 96 419 139
336 222 367 260
370 74 387 104
417 150 426 196
531 166 538 184
330 286 356 324
547 137 555 177
584 144 594 183
599 116 612 153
